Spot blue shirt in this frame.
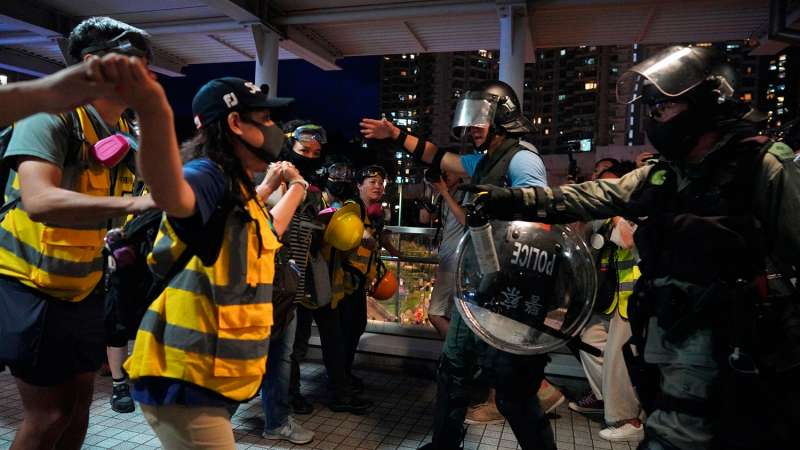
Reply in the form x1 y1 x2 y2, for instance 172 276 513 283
459 143 547 188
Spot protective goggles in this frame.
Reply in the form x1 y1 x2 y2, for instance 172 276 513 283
291 124 327 144
357 166 387 183
326 163 355 181
81 30 153 61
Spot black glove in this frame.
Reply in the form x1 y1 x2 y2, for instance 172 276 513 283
459 184 524 220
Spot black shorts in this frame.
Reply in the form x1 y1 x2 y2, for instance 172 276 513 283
0 277 105 386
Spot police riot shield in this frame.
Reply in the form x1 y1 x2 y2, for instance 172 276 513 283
454 220 596 355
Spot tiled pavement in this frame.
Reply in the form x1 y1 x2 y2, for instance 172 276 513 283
0 361 641 450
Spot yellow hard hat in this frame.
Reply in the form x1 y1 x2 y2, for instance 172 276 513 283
323 202 364 251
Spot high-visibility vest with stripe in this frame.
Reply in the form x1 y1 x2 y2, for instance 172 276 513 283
124 190 279 402
0 107 136 301
600 246 640 319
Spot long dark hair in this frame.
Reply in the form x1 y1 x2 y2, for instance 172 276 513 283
180 118 256 205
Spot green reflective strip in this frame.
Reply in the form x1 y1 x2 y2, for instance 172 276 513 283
168 269 273 306
139 309 269 360
0 227 103 277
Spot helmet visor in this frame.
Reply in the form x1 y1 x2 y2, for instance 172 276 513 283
616 46 711 104
293 124 327 144
452 92 498 132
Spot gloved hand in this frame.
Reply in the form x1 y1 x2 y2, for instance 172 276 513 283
459 184 524 220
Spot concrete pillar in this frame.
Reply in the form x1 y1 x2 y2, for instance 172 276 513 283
251 25 280 97
498 4 526 111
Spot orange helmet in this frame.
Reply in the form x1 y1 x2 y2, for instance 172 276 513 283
370 262 398 300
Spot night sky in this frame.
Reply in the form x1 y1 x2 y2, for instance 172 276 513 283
158 56 380 144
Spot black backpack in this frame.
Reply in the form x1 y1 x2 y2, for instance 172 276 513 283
104 181 234 344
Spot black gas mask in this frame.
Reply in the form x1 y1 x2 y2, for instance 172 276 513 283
240 118 286 163
643 97 715 161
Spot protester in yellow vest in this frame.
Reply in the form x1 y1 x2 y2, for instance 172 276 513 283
568 161 645 443
110 70 306 449
0 18 155 450
334 165 400 394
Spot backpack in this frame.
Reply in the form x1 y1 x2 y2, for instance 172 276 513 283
104 180 234 344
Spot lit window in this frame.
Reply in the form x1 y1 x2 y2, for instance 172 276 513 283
544 128 550 135
400 70 407 76
741 92 752 101
726 44 740 50
558 94 566 101
410 54 415 60
628 130 634 139
560 49 566 56
779 54 787 61
696 42 712 47
769 65 777 71
402 54 407 59
584 81 597 90
395 152 404 159
0 74 7 86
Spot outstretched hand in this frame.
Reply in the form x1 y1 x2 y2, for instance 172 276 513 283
459 184 520 220
359 118 398 140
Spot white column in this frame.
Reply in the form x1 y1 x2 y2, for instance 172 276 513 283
498 4 526 111
251 25 280 97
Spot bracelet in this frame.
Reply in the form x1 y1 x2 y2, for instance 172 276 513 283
288 179 309 202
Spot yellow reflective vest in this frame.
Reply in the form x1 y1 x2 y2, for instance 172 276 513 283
600 246 640 319
324 201 379 308
0 107 135 301
125 189 279 402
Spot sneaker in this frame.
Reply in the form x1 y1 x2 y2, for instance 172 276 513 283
464 401 504 425
537 379 566 414
291 393 314 415
110 382 135 413
263 417 314 445
598 420 644 442
568 392 604 414
329 395 373 415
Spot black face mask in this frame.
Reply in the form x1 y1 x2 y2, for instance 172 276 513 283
644 108 710 161
286 147 323 180
327 181 356 200
240 119 286 163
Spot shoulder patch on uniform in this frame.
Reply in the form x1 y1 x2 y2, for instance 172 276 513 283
650 169 668 186
767 142 795 161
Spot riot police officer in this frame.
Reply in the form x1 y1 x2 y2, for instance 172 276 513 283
362 80 556 450
465 46 800 450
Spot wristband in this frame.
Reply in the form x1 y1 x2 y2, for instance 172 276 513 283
395 128 409 145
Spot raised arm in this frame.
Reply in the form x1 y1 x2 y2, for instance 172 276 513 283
0 55 117 124
360 118 466 177
105 56 196 218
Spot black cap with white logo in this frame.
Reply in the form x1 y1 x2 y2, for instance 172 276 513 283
192 77 293 129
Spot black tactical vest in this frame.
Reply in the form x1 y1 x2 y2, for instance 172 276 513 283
629 134 768 286
471 138 539 186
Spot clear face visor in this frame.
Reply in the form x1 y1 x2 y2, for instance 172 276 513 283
616 46 712 104
452 94 498 134
292 124 327 144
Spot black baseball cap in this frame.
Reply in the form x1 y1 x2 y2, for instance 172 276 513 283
192 77 293 129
